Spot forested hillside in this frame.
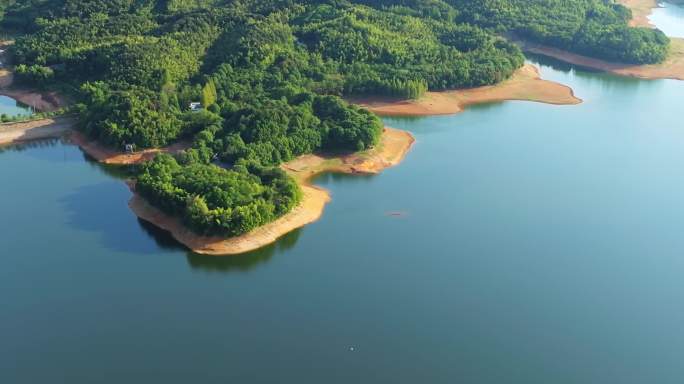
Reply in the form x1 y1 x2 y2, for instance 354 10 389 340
1 0 670 237
450 0 669 64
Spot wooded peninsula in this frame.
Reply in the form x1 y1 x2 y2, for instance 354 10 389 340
0 0 671 253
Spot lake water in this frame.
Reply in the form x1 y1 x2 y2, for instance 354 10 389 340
0 95 33 118
649 2 684 37
4 59 684 383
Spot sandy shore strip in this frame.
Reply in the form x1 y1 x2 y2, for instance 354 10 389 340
130 184 331 256
129 127 415 255
0 117 74 145
518 0 684 81
521 39 684 81
349 64 581 116
69 131 190 165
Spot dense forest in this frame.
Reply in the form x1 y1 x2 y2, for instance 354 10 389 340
136 153 301 236
0 0 670 236
450 0 669 64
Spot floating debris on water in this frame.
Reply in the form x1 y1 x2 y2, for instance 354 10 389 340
385 211 409 218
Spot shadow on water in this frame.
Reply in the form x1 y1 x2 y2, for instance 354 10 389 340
86 158 136 180
312 170 376 186
136 218 187 251
3 137 302 270
135 208 305 273
73 146 138 180
0 137 61 154
0 139 136 178
525 52 601 74
185 229 302 273
526 53 664 95
58 181 175 254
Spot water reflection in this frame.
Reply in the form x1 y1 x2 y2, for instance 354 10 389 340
87 159 136 180
136 218 186 251
525 53 598 74
312 171 375 185
136 210 305 273
2 138 302 270
185 229 302 273
0 137 61 154
58 181 168 254
527 54 663 96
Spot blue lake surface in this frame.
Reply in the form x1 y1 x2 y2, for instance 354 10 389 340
650 2 684 37
3 58 684 383
0 94 33 118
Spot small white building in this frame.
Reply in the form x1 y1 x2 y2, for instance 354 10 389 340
189 102 202 112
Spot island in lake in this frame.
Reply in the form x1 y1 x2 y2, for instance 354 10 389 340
0 0 674 255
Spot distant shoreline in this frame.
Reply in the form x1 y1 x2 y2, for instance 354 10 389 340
520 39 684 81
515 1 684 81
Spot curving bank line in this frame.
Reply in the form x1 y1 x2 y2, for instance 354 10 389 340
0 63 581 256
129 128 414 255
126 63 580 255
517 0 684 81
350 64 581 116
